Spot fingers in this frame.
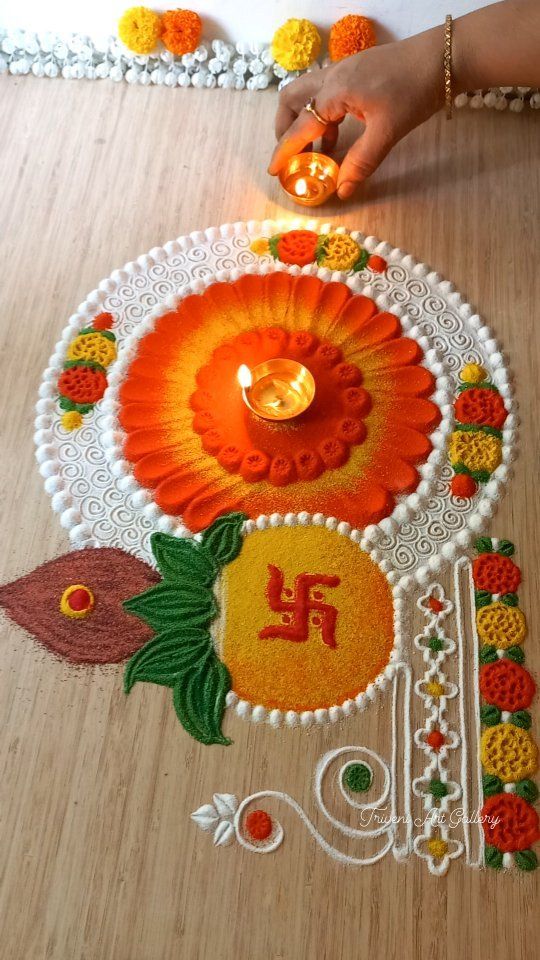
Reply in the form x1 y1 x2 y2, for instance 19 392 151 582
268 110 332 175
337 120 395 198
275 102 298 141
274 72 322 140
321 122 340 154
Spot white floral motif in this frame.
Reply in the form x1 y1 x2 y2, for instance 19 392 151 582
414 823 464 877
191 793 238 847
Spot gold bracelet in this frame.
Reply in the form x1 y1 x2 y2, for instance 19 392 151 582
444 14 453 119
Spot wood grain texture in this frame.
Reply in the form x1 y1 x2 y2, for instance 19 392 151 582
0 76 539 960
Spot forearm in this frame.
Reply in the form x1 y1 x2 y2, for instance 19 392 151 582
406 0 540 104
453 0 540 89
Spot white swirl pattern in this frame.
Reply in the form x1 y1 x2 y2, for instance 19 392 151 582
35 220 517 584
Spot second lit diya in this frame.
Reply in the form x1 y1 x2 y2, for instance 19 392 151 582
279 152 339 206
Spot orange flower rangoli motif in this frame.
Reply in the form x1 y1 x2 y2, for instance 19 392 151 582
119 273 441 531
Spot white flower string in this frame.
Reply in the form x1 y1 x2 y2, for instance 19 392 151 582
2 27 537 105
0 28 299 89
454 87 540 111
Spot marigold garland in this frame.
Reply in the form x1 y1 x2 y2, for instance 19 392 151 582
329 14 377 62
118 6 162 54
474 537 539 870
448 363 508 498
57 315 116 430
161 9 202 55
256 228 386 275
271 18 322 71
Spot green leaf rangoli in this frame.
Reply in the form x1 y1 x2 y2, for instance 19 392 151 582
123 513 246 746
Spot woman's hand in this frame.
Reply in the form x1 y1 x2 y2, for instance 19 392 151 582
268 0 540 199
268 29 444 198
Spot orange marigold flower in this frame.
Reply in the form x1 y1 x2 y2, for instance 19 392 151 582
276 230 318 266
118 6 162 54
58 366 107 405
161 9 202 55
329 14 377 62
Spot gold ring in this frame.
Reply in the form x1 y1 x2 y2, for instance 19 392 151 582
304 97 328 126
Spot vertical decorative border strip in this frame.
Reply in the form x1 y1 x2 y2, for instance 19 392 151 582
412 585 464 875
454 555 484 866
474 537 539 870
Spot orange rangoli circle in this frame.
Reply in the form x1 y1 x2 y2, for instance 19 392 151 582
118 272 441 532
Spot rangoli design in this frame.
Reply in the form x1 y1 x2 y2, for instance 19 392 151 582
1 220 536 874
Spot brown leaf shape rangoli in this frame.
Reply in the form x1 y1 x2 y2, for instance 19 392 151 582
0 548 159 665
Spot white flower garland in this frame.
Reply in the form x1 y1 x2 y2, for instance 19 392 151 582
2 27 539 105
455 87 540 111
0 27 297 89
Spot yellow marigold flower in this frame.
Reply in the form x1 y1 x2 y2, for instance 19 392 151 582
250 237 271 256
427 837 448 859
460 362 487 384
321 233 361 271
67 332 117 368
476 602 527 648
329 15 377 62
61 410 83 431
271 19 321 71
161 9 202 55
449 429 502 473
118 6 162 54
480 724 538 783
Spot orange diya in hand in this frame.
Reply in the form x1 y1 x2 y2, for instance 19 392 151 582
279 152 339 206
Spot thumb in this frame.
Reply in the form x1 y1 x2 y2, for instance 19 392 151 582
337 120 395 199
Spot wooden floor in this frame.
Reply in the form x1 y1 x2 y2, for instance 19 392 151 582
0 75 539 960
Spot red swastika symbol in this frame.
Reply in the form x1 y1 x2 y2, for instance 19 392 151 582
259 564 341 648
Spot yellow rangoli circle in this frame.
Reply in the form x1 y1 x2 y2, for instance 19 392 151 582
215 524 395 712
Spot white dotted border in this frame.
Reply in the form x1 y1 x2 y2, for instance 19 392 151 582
220 512 409 730
34 220 517 593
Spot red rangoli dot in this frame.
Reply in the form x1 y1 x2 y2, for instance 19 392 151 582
427 730 446 751
67 587 92 611
428 597 444 613
367 255 387 273
245 809 273 841
451 473 477 498
332 362 363 387
93 312 114 331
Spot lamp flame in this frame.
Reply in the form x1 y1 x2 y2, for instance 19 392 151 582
294 178 308 197
237 364 252 390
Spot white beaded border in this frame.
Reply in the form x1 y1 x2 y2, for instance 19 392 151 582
219 511 409 730
34 219 517 591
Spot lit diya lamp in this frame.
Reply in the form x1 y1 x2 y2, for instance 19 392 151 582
238 360 315 421
279 152 339 207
